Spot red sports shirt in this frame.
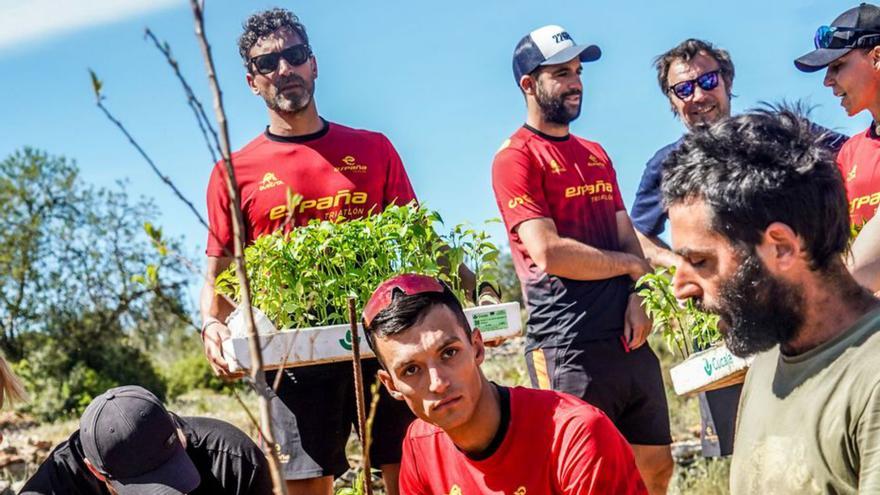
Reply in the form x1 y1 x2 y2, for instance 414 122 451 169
491 125 630 350
837 126 880 226
399 386 647 495
206 121 416 256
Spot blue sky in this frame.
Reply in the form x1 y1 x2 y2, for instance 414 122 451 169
0 0 865 267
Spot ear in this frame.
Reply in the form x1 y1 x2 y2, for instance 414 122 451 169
84 458 107 482
377 368 404 400
756 222 801 272
519 74 535 95
310 55 318 80
872 46 880 69
246 72 260 95
471 328 486 366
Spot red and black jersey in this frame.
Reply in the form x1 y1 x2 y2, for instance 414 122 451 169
206 120 416 256
399 386 647 495
491 125 630 350
837 125 880 226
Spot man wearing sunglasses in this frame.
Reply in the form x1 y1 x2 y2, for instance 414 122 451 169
796 3 880 294
491 25 673 494
632 39 734 271
362 274 648 494
631 39 743 462
200 8 419 495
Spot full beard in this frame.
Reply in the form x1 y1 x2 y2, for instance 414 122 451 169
536 86 582 125
698 252 805 357
263 74 313 114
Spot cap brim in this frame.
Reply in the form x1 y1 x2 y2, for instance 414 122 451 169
109 444 200 495
540 44 602 67
794 47 852 72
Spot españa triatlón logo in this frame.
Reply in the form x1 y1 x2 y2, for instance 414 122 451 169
337 155 368 173
586 154 605 167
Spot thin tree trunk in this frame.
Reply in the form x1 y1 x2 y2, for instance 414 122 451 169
348 297 373 495
188 2 287 493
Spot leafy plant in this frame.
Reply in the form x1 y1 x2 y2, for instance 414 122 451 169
215 203 499 329
637 267 720 360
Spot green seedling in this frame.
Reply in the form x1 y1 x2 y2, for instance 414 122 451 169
215 203 500 329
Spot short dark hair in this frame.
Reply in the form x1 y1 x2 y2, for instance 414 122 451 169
238 8 309 67
661 103 849 271
654 39 735 96
364 289 472 368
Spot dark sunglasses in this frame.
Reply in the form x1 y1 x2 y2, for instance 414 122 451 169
249 44 311 75
814 25 880 50
667 70 721 100
362 274 447 329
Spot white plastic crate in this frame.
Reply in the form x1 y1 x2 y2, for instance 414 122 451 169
222 302 522 373
669 343 754 395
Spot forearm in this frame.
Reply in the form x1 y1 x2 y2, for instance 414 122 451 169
541 236 644 281
635 230 677 269
199 280 234 323
200 257 235 323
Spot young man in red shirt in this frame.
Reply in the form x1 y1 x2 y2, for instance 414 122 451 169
362 274 648 495
796 3 880 291
199 9 417 495
491 25 672 493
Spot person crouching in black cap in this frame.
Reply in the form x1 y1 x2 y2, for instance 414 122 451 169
20 385 272 495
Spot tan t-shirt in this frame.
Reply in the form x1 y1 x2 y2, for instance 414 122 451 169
730 308 880 494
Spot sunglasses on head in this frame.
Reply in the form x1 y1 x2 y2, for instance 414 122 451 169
814 25 880 50
667 70 721 101
249 44 311 75
362 274 448 329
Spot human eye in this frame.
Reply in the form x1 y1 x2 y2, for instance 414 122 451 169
402 365 420 377
441 347 459 360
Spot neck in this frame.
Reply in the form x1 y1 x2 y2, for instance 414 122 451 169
782 266 880 355
267 101 323 137
525 105 570 138
446 378 501 455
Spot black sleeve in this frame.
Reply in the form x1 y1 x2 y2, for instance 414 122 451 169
19 440 106 495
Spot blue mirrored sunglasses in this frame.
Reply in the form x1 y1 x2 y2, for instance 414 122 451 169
668 70 720 100
814 25 880 49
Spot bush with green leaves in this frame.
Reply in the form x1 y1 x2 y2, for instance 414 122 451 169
215 203 499 329
637 267 720 360
13 326 167 421
163 353 228 399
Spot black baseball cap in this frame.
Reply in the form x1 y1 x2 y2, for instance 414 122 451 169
513 25 601 83
80 386 200 495
795 3 880 72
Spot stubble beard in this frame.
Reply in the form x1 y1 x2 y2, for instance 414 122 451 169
698 251 805 358
264 74 313 114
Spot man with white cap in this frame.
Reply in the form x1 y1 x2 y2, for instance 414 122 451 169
20 385 272 494
491 25 673 494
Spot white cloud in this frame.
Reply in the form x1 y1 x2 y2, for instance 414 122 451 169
0 0 183 53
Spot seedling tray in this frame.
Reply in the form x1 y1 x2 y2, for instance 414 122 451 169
222 302 522 373
669 344 754 395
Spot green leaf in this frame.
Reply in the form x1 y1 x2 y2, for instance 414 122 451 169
88 69 103 100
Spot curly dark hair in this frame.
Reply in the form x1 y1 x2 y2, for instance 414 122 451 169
238 8 309 67
654 39 735 96
661 103 849 271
